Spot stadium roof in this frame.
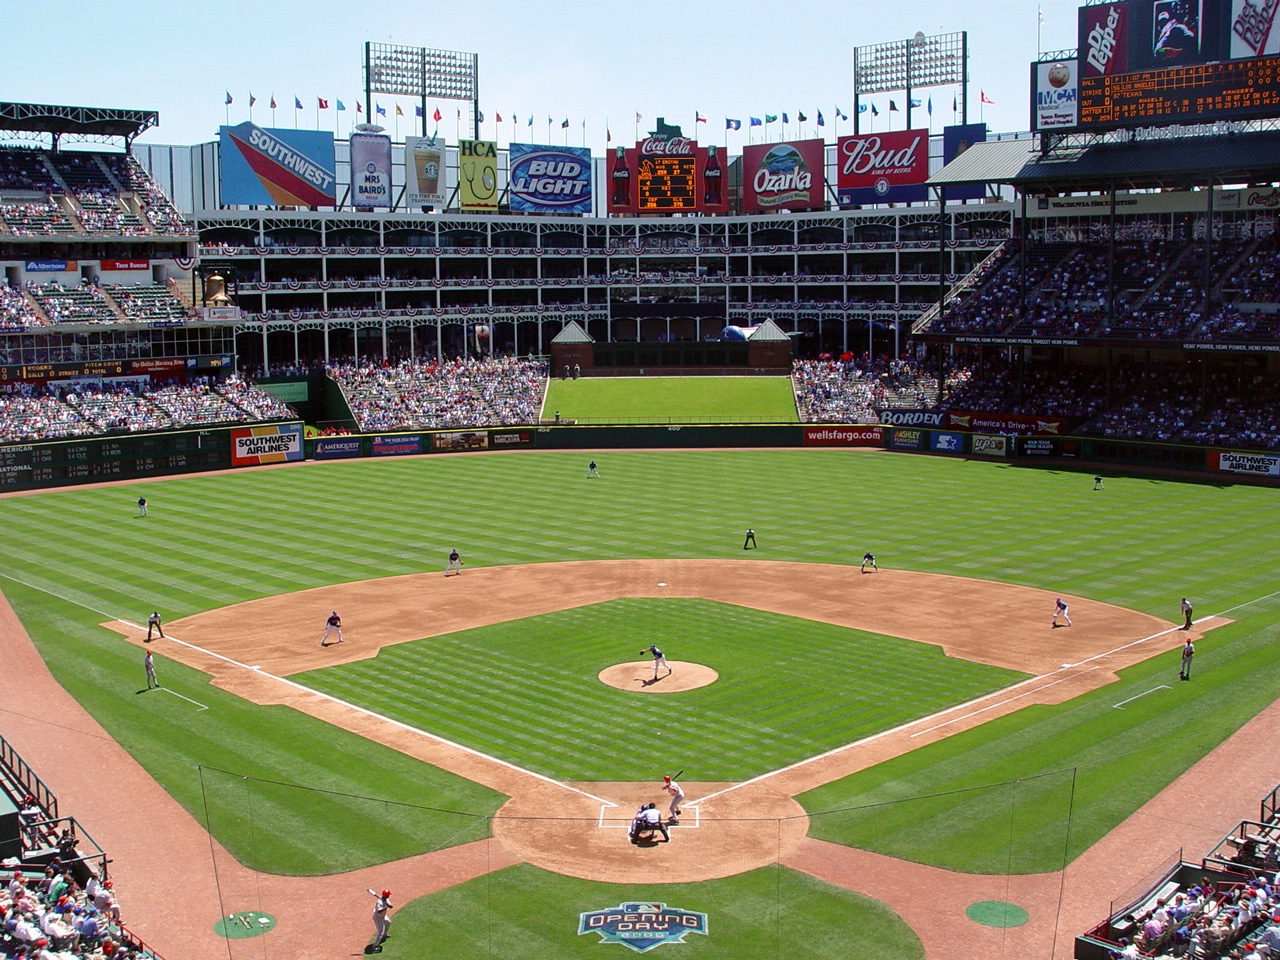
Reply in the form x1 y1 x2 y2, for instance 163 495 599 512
929 131 1280 193
551 320 594 344
0 102 158 141
749 319 790 341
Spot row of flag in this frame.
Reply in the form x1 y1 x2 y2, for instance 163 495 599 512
224 91 998 128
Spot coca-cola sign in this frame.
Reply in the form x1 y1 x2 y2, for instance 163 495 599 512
640 136 694 155
837 129 928 206
742 139 825 213
606 138 728 215
1079 2 1130 77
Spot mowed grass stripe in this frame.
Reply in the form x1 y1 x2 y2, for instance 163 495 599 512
297 599 1025 782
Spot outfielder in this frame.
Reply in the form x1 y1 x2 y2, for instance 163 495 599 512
587 460 600 478
366 888 393 950
861 551 877 573
743 527 757 550
1052 598 1072 627
321 610 343 646
445 548 464 576
146 611 165 641
136 496 148 517
642 643 671 680
662 775 685 822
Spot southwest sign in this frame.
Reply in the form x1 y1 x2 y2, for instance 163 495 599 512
578 902 708 953
219 123 337 207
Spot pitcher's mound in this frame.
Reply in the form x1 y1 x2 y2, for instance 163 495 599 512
598 661 717 693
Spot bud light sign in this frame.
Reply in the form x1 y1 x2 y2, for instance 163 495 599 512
508 143 592 213
837 129 928 206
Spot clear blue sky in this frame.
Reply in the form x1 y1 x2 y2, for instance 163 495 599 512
5 0 1073 148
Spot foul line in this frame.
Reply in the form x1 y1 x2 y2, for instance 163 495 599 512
111 619 616 807
156 688 207 711
1113 685 1171 710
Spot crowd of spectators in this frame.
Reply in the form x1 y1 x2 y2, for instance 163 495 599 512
0 376 296 443
26 284 117 325
1 861 148 959
0 200 77 237
791 356 969 422
0 286 42 327
104 285 189 323
331 356 547 431
1108 876 1280 959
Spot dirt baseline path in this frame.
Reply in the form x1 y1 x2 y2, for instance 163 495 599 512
15 559 1231 959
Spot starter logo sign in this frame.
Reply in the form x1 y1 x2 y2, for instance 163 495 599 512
508 143 592 213
578 902 708 953
219 123 337 207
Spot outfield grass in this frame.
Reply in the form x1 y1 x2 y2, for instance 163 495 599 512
296 598 1026 782
1 450 1277 878
377 863 924 960
543 376 799 423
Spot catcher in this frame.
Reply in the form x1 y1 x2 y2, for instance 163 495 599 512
628 803 669 843
641 643 671 681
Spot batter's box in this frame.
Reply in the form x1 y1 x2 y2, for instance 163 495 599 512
598 804 700 829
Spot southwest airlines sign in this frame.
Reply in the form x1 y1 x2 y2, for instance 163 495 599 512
219 122 337 207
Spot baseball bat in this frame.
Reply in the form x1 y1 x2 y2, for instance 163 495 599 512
669 769 683 781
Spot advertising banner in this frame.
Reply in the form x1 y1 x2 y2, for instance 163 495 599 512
741 139 825 212
948 411 1066 436
1230 0 1280 57
1032 60 1080 131
314 437 362 460
972 434 1009 457
1080 2 1131 77
930 431 965 453
458 139 499 211
803 426 884 446
941 124 989 199
25 261 72 273
371 435 422 456
606 135 729 215
1212 449 1280 475
837 129 928 206
349 132 393 208
490 429 535 448
877 408 945 427
260 380 309 403
405 135 445 206
231 423 304 466
1018 436 1080 457
508 143 592 214
889 428 925 449
102 259 149 271
219 123 336 207
432 431 489 451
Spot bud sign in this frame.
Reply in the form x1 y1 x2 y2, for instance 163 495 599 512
508 144 592 213
837 129 928 205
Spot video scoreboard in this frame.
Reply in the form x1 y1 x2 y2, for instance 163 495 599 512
637 157 698 210
0 430 233 491
1080 55 1280 128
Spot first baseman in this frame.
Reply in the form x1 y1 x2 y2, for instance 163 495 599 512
1181 597 1194 630
663 775 685 822
321 610 343 646
1052 598 1072 627
146 610 165 641
445 548 464 576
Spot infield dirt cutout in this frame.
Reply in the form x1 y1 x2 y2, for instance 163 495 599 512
85 559 1233 957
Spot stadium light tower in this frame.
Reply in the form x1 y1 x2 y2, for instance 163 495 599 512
363 42 479 139
854 30 968 132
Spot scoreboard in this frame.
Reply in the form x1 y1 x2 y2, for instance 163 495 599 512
0 430 236 491
637 156 698 210
1080 55 1280 128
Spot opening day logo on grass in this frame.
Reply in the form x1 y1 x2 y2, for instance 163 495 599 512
577 902 708 952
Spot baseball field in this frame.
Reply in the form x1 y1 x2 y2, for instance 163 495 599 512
2 440 1279 959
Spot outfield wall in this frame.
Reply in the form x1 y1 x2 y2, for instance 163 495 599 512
2 422 1277 492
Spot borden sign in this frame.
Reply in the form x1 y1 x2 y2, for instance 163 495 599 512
837 129 928 206
742 139 824 212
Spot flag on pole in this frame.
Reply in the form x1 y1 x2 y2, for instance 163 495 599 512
356 102 363 113
433 108 442 122
294 97 303 110
858 104 869 114
782 112 789 123
270 95 277 109
336 100 345 111
835 106 849 120
396 104 404 116
607 128 612 141
635 111 642 122
496 112 503 122
376 104 386 117
528 115 533 126
478 110 485 123
889 100 900 112
726 118 742 130
225 92 233 105
318 98 329 109
927 98 933 116
953 95 958 111
249 93 257 107
981 91 995 104
696 111 706 123
909 99 921 108
765 114 777 123
1038 5 1045 24
797 111 807 122
561 117 569 128
871 104 880 117
816 110 824 126
414 105 423 117
458 108 462 120
749 117 762 127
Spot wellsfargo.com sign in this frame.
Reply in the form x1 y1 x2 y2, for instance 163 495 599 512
804 426 883 447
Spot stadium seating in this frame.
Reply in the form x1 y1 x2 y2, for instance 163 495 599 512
26 282 119 324
105 284 190 322
0 198 78 236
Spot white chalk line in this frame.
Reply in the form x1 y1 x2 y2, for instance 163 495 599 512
598 803 700 830
1113 685 1171 710
155 687 207 711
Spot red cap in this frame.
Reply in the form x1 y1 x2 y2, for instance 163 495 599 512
664 775 671 782
381 889 391 899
